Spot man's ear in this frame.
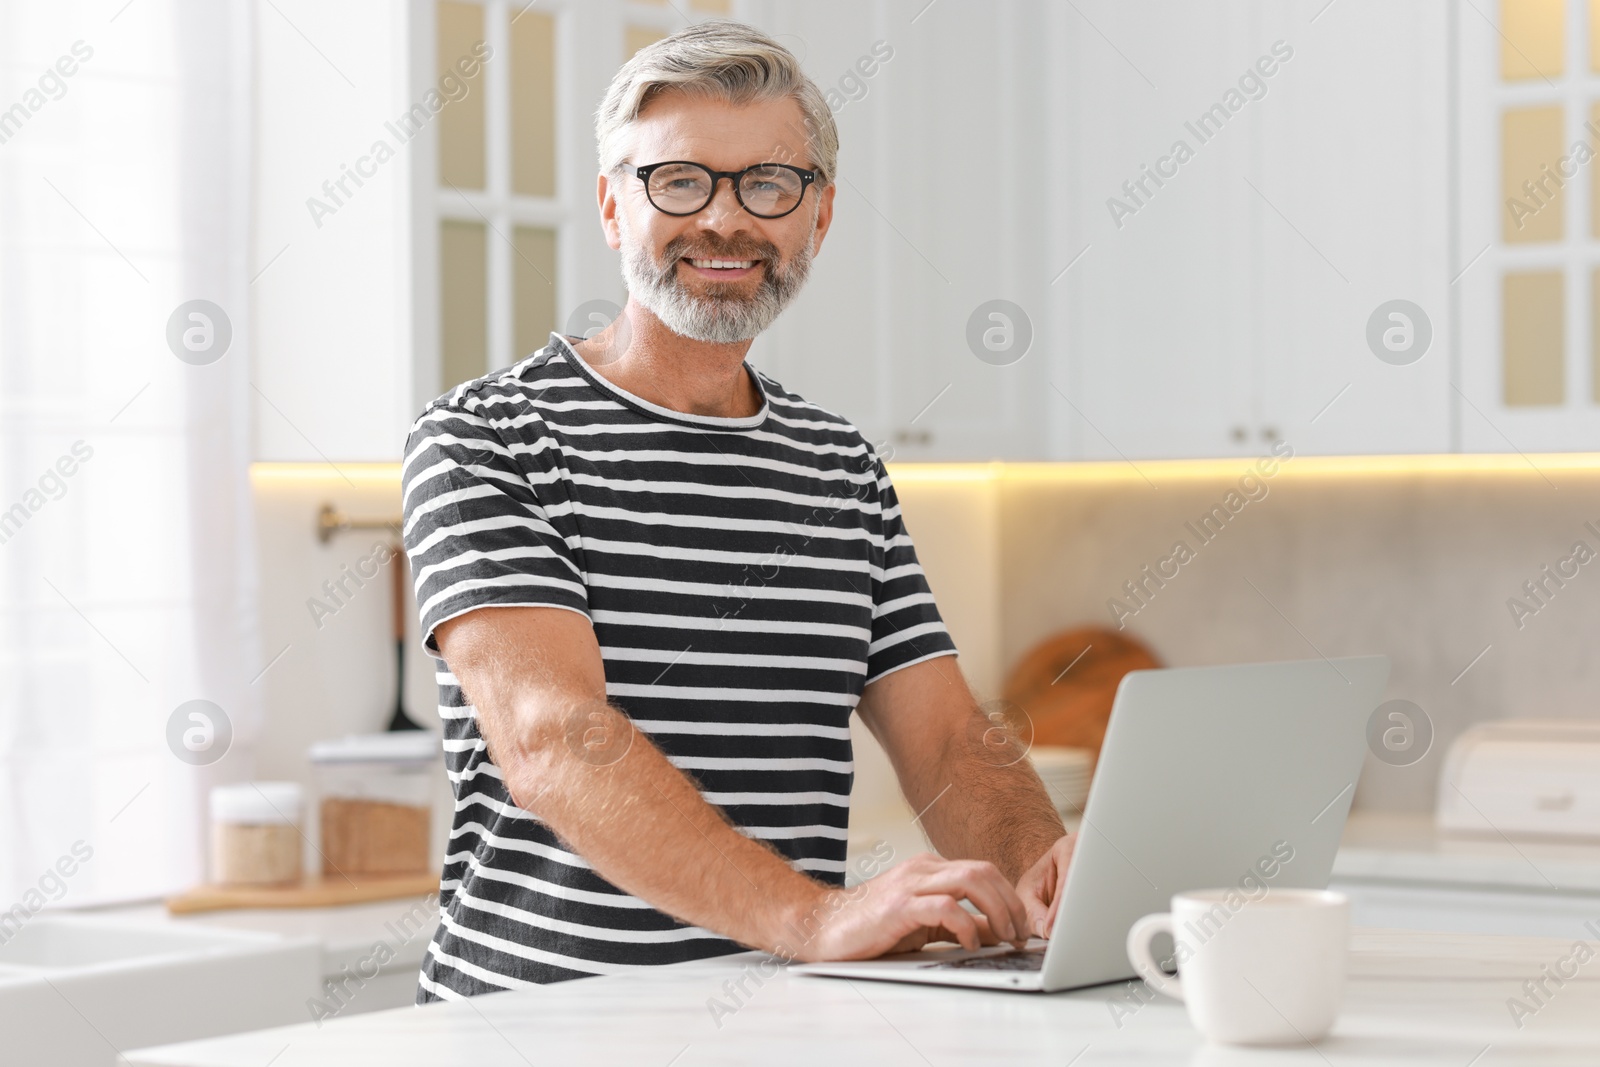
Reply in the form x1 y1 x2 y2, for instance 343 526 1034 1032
809 181 837 258
597 171 623 251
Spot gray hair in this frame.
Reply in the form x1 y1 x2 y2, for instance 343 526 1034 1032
593 20 839 186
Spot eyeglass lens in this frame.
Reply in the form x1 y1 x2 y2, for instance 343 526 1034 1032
646 163 805 217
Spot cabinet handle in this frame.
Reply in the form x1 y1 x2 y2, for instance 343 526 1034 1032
1230 426 1247 443
1261 426 1279 442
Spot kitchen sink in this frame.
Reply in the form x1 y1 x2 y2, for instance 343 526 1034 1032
0 915 249 969
0 913 320 1067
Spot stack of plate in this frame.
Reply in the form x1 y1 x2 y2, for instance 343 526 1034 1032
1028 745 1094 818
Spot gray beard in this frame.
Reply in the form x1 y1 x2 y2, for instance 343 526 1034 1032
618 209 816 344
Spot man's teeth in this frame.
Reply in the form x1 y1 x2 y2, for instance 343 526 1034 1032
687 258 757 270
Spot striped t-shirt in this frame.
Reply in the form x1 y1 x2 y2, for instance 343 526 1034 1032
401 332 958 999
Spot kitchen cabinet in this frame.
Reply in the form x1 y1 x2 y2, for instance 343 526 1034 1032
252 0 1591 464
1051 0 1259 461
746 0 1055 461
252 0 422 463
1053 0 1453 461
1252 0 1452 457
252 0 1069 463
251 0 625 463
1455 0 1600 452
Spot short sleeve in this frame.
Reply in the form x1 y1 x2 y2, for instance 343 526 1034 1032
401 401 588 658
863 447 959 683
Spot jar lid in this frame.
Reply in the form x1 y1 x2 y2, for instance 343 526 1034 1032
211 781 303 824
309 731 440 766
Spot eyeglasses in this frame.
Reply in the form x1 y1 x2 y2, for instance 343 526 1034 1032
622 160 818 219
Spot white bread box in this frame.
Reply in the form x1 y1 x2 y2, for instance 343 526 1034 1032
1436 719 1600 840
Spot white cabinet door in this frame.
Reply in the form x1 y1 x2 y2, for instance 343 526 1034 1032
738 0 895 448
1053 0 1262 461
253 0 419 463
749 0 1053 460
1253 0 1452 457
876 0 1055 461
1056 0 1452 460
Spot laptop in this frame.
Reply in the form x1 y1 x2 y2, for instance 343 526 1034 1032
793 655 1389 992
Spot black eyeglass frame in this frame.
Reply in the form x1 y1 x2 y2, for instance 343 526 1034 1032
622 160 819 219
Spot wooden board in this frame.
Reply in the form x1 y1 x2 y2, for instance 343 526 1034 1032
166 872 437 915
1002 626 1162 759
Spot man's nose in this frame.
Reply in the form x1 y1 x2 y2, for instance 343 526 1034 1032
698 175 747 227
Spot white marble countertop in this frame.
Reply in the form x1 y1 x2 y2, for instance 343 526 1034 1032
121 929 1600 1066
1334 812 1600 895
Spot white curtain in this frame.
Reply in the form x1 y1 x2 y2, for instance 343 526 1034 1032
0 0 259 906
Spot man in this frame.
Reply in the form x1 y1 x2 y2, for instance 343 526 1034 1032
401 20 1075 1001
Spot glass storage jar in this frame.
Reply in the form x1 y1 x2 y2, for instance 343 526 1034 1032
310 732 438 878
209 781 304 886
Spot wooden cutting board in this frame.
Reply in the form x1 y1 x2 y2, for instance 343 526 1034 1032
1002 626 1161 760
166 872 437 914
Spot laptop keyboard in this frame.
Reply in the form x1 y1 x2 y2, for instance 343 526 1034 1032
927 946 1047 971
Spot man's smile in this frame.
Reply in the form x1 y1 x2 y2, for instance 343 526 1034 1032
680 256 763 280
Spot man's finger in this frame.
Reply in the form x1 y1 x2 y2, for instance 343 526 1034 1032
1041 844 1070 935
1024 896 1050 939
907 895 981 951
1042 887 1063 937
971 913 1004 946
1016 864 1052 938
929 860 1030 946
965 870 1028 945
1019 841 1068 938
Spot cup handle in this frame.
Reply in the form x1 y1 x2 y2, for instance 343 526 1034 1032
1126 912 1184 1001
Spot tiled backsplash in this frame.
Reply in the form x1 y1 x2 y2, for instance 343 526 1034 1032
900 459 1600 814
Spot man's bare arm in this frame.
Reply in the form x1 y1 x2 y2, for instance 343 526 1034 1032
856 656 1066 884
436 606 1033 960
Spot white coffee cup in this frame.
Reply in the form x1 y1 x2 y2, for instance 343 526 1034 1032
1125 887 1349 1046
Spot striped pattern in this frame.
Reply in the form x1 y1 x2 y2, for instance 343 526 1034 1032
401 333 957 999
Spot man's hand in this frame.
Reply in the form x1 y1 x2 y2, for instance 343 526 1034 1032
1016 832 1077 939
794 853 1031 962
